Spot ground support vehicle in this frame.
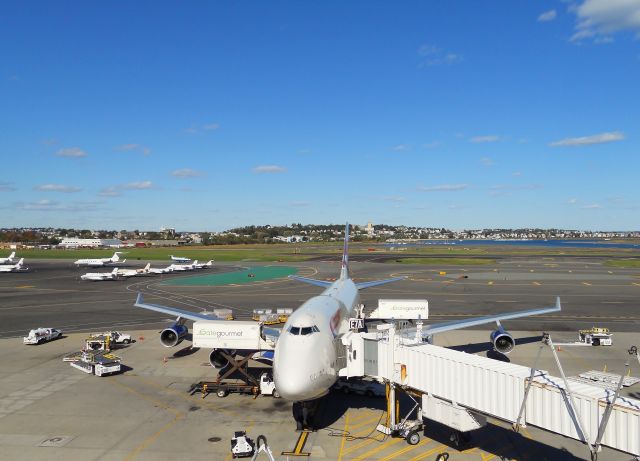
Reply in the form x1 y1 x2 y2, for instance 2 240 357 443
190 373 280 398
67 350 122 377
23 328 62 344
251 308 292 325
578 327 613 346
333 378 385 397
88 331 132 347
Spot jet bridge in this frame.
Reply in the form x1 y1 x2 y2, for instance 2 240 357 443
339 324 640 459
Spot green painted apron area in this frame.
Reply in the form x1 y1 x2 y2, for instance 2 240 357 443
162 266 298 286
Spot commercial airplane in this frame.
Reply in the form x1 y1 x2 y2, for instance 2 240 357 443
0 251 16 264
193 260 214 269
170 255 191 263
148 264 174 274
134 223 561 404
116 263 151 278
74 252 125 267
80 267 120 281
0 258 28 273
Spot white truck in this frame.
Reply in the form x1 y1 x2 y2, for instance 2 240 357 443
578 327 613 346
89 331 132 345
23 328 62 345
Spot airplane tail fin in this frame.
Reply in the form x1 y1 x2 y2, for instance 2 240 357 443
112 252 120 262
144 263 150 271
112 268 119 274
340 222 350 280
9 252 15 259
16 258 24 266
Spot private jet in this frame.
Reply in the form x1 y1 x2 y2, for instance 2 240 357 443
0 258 28 273
74 252 126 267
148 264 175 274
116 263 151 278
168 260 197 271
134 223 560 404
0 251 16 264
80 268 120 281
193 260 214 269
170 255 191 263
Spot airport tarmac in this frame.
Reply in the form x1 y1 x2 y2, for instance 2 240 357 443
0 256 639 460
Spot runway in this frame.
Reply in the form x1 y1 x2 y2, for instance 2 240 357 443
1 256 639 338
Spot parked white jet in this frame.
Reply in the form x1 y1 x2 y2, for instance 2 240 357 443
0 258 28 273
148 264 174 274
134 223 561 404
168 260 197 271
193 260 214 269
0 251 16 264
170 255 191 263
80 267 120 281
74 252 125 267
116 263 151 278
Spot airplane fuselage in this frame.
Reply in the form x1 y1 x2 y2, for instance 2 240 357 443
273 277 359 401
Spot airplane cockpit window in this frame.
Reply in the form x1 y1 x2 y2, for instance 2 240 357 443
300 327 313 335
288 325 319 335
289 326 301 335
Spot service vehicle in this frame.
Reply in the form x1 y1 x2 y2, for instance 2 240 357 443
333 378 385 397
67 350 122 377
90 331 132 345
23 328 62 345
190 373 280 398
578 327 613 346
230 431 254 458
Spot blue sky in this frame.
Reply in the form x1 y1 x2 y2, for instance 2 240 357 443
1 1 639 231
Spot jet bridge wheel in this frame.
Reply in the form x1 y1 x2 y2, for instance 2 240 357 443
217 389 228 398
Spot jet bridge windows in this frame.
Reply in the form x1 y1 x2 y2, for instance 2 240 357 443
288 325 320 335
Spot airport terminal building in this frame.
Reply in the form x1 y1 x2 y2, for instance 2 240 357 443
58 238 123 248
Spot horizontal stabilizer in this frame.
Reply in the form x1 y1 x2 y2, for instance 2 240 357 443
355 276 407 290
288 275 332 288
134 293 221 322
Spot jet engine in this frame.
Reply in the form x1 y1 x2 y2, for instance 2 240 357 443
209 349 236 369
160 323 188 347
490 327 515 354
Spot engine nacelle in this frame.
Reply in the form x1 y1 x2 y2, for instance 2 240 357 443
160 323 188 347
209 349 236 369
490 327 515 354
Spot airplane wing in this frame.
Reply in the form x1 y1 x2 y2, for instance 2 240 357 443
355 276 407 290
288 275 332 288
134 293 222 321
399 297 562 339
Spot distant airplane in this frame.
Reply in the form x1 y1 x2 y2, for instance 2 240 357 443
148 264 174 274
170 255 191 263
80 267 120 281
0 258 28 273
0 251 16 264
74 252 125 267
168 260 198 271
193 260 214 269
116 263 151 278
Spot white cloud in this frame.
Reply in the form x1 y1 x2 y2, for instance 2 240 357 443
417 44 462 67
418 184 469 192
56 147 87 158
0 182 16 192
253 165 287 174
392 144 410 151
594 35 615 43
290 201 310 207
99 187 121 197
481 157 494 166
34 184 82 193
41 138 59 146
423 141 441 149
568 198 578 204
538 9 557 22
184 127 198 134
550 131 624 146
171 168 205 178
570 0 640 42
581 203 602 209
490 184 542 191
203 122 219 131
115 144 152 155
470 135 501 143
512 171 522 177
382 196 407 202
123 181 154 190
14 199 102 211
184 122 220 134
